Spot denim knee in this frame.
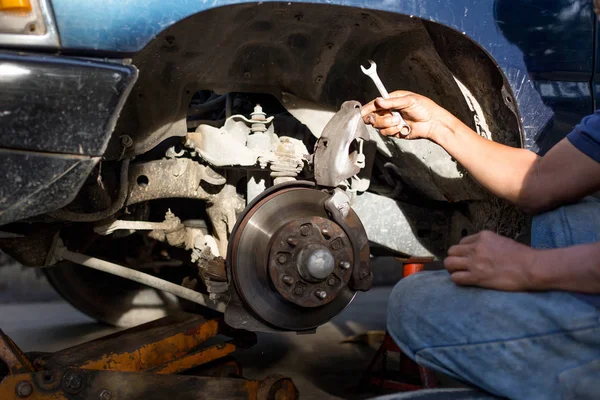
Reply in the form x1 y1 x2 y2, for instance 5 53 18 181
387 276 413 346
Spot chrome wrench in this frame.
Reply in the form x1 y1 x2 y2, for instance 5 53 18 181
361 60 411 137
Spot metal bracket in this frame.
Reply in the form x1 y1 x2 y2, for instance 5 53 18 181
313 101 371 188
324 191 372 292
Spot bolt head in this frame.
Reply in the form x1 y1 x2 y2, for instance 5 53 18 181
62 369 86 395
282 275 294 286
327 277 336 286
16 381 33 397
360 269 370 279
339 261 351 270
287 237 298 247
321 228 330 238
277 254 288 264
100 390 112 400
300 224 311 236
315 290 327 300
294 286 304 295
330 238 343 250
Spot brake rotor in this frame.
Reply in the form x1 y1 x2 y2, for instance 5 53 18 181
228 182 369 331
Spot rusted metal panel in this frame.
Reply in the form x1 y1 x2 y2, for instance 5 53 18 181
151 343 237 375
36 313 246 373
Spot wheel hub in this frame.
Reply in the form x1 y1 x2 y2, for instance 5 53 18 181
268 216 353 308
227 182 370 331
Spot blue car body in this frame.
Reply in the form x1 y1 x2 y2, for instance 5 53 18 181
0 0 595 224
50 0 595 153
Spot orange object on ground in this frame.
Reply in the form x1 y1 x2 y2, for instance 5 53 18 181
0 313 298 399
403 263 425 277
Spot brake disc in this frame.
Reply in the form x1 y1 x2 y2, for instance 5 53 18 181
227 181 370 331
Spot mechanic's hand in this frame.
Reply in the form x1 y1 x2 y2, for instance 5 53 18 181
361 91 460 140
444 230 537 291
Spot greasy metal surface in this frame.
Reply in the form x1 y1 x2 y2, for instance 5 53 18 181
0 329 35 375
51 1 592 155
0 150 97 225
229 184 357 331
0 52 137 155
126 159 222 206
268 217 353 308
314 101 370 187
36 312 249 373
0 369 298 400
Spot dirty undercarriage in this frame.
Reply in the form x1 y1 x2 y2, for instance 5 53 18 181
0 3 527 332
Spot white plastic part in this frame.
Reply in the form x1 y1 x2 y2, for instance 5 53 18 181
189 121 259 166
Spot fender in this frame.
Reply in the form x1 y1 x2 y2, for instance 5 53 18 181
50 0 595 153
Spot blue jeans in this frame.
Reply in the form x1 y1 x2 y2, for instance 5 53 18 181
387 198 600 399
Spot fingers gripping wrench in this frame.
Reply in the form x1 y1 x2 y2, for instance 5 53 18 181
361 60 411 137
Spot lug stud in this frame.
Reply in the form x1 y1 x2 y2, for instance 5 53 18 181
339 261 351 270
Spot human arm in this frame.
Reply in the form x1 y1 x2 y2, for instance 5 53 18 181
444 230 600 293
361 92 600 213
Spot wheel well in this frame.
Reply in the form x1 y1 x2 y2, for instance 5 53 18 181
108 2 521 159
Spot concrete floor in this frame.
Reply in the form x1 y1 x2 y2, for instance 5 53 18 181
0 287 394 399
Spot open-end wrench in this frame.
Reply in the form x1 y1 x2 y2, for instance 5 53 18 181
361 60 411 137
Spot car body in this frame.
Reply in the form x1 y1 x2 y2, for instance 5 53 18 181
0 0 595 327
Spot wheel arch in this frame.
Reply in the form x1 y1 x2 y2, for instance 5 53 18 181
98 2 523 161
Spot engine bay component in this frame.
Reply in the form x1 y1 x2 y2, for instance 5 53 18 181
186 104 308 173
227 181 371 332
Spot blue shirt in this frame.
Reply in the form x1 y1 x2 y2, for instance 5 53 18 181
568 110 600 163
566 112 600 308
